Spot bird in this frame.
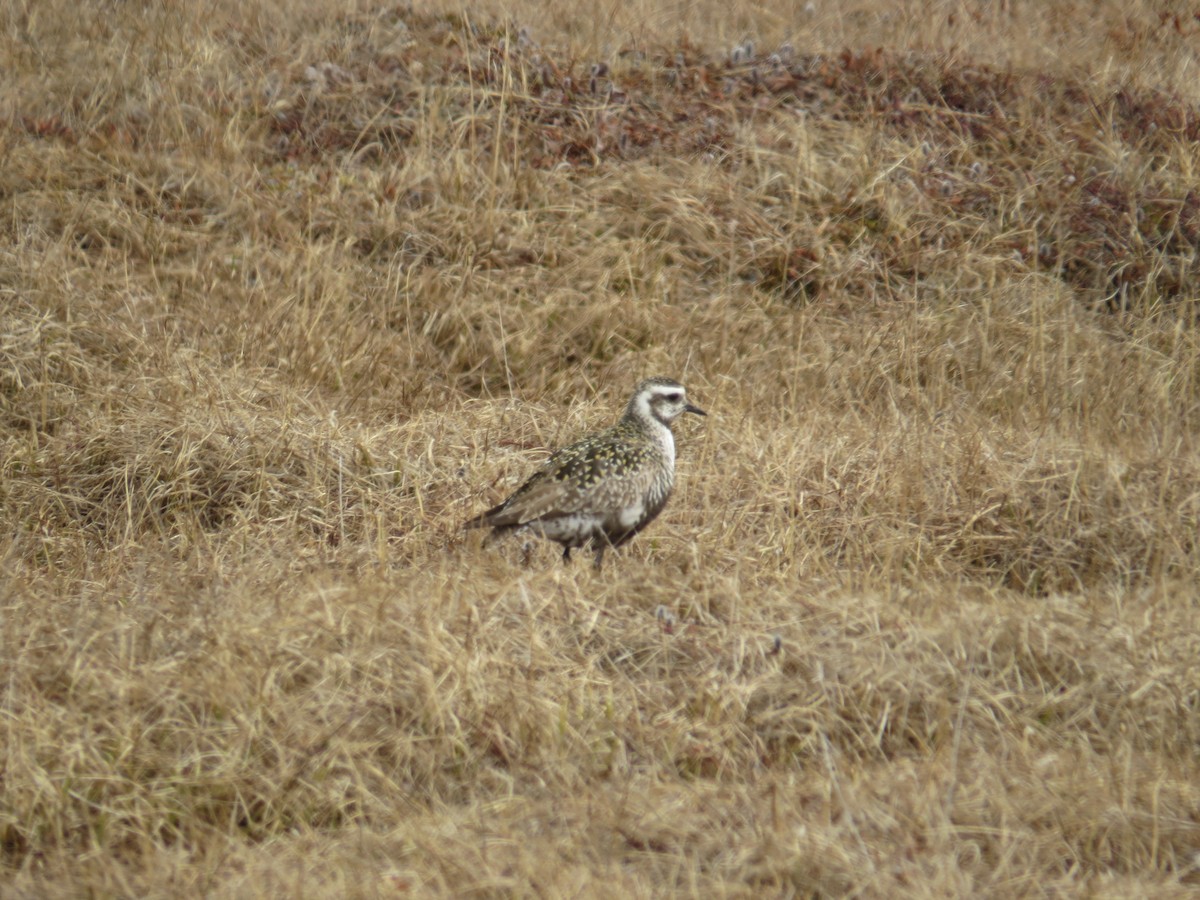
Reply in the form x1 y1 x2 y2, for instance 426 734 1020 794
465 377 706 568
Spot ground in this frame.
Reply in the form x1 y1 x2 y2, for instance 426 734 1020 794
3 0 1200 895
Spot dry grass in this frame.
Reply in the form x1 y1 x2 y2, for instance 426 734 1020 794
3 0 1200 895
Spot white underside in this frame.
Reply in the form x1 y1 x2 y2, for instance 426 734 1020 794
528 513 605 546
617 500 646 530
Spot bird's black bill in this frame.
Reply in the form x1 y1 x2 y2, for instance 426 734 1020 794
685 403 707 416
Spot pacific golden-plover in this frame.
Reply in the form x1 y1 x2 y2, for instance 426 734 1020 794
465 377 706 568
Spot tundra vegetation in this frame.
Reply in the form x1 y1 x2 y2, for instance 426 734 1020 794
3 0 1200 895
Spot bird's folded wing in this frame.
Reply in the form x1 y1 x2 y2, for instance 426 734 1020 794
480 474 579 526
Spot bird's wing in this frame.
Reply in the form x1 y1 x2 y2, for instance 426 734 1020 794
483 431 653 527
482 474 572 526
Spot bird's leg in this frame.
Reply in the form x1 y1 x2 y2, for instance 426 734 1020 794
592 544 605 570
562 546 572 564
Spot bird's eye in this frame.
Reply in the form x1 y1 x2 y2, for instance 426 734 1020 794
665 393 682 403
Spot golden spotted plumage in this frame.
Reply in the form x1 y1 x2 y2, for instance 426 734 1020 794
465 377 706 568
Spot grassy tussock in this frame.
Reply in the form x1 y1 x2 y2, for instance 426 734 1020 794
3 0 1200 895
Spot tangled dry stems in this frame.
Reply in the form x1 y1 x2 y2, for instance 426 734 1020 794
3 0 1200 895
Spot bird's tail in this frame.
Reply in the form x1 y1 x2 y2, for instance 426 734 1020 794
462 511 492 530
464 505 514 547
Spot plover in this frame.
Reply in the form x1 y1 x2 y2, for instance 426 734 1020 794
465 377 706 568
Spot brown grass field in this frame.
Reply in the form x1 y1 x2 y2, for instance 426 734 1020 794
4 0 1200 895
